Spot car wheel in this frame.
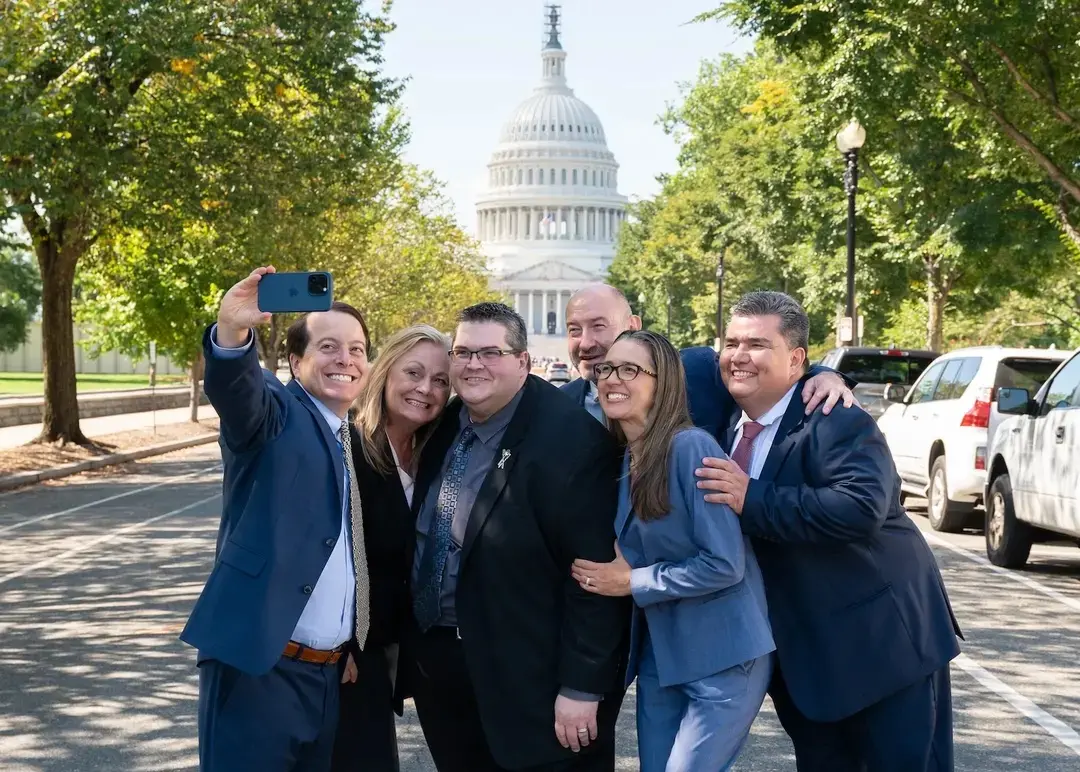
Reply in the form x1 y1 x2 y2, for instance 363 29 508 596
927 457 968 533
985 474 1033 568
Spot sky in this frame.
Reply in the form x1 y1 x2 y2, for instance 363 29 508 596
380 0 753 233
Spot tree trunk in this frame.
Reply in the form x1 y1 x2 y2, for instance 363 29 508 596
189 351 204 423
35 234 87 445
924 256 948 352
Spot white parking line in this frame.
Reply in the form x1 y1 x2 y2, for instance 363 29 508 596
0 464 221 537
954 653 1080 756
924 532 1080 614
0 492 221 587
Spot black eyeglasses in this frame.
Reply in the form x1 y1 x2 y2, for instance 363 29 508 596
449 347 521 365
593 363 657 381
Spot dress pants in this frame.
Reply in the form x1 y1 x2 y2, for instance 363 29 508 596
198 655 340 772
769 663 954 772
635 634 772 772
331 645 400 772
409 627 615 772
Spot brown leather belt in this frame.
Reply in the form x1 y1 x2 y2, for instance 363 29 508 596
283 640 343 666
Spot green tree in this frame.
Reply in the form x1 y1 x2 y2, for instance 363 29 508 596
710 0 1080 249
0 246 42 352
1 0 400 444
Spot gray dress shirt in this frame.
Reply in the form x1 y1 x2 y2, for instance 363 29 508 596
413 388 524 627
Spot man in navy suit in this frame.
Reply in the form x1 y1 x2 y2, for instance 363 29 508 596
560 284 854 424
695 291 961 771
181 266 372 771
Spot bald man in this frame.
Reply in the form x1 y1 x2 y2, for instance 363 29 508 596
561 284 854 425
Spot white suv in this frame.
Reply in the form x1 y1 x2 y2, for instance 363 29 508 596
877 347 1068 532
984 349 1080 568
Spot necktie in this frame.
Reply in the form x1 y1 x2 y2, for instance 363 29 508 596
339 421 371 650
413 426 476 631
731 421 765 475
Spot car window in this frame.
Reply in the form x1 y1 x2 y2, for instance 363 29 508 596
932 360 962 401
1044 355 1080 410
909 361 948 405
935 357 980 400
995 357 1062 394
835 353 936 385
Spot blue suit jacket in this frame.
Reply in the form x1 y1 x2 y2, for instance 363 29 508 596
714 379 962 722
620 428 774 689
180 326 347 676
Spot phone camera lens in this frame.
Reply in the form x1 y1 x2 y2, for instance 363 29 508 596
307 274 329 295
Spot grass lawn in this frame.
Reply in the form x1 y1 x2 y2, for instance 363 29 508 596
0 372 188 396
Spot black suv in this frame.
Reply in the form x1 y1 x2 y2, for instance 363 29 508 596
818 346 941 419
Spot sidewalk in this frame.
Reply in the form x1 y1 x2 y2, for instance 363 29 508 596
0 404 219 451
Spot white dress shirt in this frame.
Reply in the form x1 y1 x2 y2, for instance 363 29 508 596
209 325 355 650
732 384 799 480
387 433 415 508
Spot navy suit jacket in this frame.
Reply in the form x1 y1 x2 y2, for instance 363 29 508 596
713 378 962 722
180 326 348 676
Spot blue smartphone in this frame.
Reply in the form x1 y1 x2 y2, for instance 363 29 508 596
257 272 334 313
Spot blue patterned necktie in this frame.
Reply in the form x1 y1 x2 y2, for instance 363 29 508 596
414 426 476 631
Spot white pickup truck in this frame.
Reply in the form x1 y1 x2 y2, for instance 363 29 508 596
983 348 1080 568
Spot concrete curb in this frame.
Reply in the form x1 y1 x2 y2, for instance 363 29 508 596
0 433 220 492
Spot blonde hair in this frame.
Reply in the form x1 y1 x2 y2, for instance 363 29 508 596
354 324 451 476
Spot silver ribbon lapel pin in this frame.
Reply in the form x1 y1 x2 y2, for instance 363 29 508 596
498 449 511 469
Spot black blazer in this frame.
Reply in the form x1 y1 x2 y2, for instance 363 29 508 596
348 427 414 712
411 375 629 769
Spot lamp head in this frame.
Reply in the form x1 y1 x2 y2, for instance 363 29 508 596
836 119 867 153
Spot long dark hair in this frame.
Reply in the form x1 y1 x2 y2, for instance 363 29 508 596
606 330 693 521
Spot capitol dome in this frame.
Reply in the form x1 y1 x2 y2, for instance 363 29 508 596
476 5 627 346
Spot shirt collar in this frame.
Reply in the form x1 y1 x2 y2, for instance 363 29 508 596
736 382 799 434
297 382 346 433
458 384 525 445
585 379 600 403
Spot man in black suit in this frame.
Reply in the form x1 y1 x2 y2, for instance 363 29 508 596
408 302 627 772
695 291 961 771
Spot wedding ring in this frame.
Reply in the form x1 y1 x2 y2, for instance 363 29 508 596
577 728 589 735
585 577 593 587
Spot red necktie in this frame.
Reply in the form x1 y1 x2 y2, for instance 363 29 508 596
731 421 765 474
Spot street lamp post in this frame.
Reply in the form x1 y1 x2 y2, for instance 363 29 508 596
836 119 866 346
714 247 725 351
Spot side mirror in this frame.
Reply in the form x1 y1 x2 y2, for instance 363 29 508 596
884 383 906 402
997 387 1032 416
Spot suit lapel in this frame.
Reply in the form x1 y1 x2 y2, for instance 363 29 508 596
412 402 461 517
287 379 344 503
459 378 537 566
721 410 741 455
757 381 810 482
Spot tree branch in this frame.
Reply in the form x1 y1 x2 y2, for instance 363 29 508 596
988 42 1078 129
954 55 1080 205
1056 189 1080 251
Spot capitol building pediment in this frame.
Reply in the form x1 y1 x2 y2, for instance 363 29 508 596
475 5 626 344
501 259 601 284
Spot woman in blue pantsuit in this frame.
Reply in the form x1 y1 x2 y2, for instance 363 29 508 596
572 330 775 772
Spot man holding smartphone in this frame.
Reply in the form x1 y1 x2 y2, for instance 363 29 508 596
181 266 371 771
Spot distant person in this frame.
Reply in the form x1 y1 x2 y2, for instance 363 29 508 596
561 284 854 425
183 266 372 772
408 302 627 771
696 291 962 772
572 329 774 771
